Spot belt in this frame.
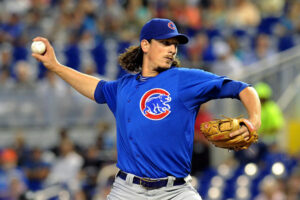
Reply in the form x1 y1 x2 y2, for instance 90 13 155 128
116 170 186 189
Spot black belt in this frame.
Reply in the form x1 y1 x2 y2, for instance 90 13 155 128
116 170 186 189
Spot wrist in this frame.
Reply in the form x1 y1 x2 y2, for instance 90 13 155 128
249 117 261 130
51 62 63 73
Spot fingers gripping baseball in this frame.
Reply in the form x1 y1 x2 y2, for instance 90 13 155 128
31 37 60 71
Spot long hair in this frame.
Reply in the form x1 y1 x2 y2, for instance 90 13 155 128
118 45 181 73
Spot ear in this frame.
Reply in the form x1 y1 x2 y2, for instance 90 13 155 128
140 39 150 53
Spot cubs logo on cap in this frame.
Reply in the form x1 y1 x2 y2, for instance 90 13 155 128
168 22 176 30
140 88 172 120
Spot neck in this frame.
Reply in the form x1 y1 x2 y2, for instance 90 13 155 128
141 57 159 77
141 67 159 77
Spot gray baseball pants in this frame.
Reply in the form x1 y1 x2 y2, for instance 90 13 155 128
107 173 202 200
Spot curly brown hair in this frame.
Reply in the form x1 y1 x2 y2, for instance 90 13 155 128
118 45 181 73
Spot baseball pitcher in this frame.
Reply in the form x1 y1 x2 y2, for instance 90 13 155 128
32 18 261 200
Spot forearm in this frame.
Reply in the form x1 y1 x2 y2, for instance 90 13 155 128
239 86 261 130
53 63 100 101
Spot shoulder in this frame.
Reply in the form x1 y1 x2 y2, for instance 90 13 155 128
106 73 135 84
109 73 136 88
174 67 222 80
174 67 213 74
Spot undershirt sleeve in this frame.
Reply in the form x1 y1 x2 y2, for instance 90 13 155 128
216 79 249 99
94 80 118 113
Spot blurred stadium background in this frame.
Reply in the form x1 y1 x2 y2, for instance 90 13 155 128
0 0 300 199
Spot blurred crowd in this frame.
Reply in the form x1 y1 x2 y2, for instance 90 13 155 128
1 0 300 82
0 122 117 200
1 0 300 199
1 0 300 126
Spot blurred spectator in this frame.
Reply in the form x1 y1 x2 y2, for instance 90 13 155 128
46 139 83 193
50 127 80 156
256 0 285 17
124 0 151 38
254 176 286 200
226 35 245 62
37 71 69 126
13 60 36 91
0 69 14 91
0 43 13 74
93 175 115 200
227 0 261 27
79 30 97 71
284 1 300 35
191 103 212 176
245 33 277 65
273 23 295 52
64 34 81 71
254 82 284 147
98 0 125 38
12 35 29 64
11 61 40 124
23 147 50 191
1 13 24 43
96 121 116 152
24 10 45 41
234 141 269 165
91 39 107 76
187 31 215 69
286 167 300 200
47 7 72 46
203 0 227 28
94 163 118 200
1 0 31 15
178 1 202 31
211 40 244 77
0 148 27 199
81 145 104 200
12 131 30 167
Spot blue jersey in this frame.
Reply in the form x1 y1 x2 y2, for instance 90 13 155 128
94 67 249 178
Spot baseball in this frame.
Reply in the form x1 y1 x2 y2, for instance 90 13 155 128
31 41 46 54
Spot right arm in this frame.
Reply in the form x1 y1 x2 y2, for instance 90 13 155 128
31 37 100 101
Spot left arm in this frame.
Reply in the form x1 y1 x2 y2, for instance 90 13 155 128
230 86 261 139
239 86 261 130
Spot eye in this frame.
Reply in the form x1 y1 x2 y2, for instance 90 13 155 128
161 41 178 47
162 41 170 45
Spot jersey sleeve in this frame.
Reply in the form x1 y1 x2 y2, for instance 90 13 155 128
178 68 249 110
94 80 118 113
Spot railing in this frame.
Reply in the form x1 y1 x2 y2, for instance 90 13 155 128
0 87 113 128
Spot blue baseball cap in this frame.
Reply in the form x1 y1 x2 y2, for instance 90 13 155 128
140 18 189 44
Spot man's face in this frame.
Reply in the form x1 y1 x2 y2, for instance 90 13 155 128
145 38 179 70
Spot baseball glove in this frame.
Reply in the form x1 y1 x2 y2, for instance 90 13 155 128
200 118 258 151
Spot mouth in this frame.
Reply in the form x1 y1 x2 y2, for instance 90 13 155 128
165 56 174 63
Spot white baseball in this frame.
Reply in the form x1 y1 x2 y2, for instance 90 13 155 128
31 41 46 54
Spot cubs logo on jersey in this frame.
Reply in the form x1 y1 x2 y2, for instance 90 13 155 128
140 88 172 120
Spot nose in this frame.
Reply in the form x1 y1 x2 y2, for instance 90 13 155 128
169 44 177 55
